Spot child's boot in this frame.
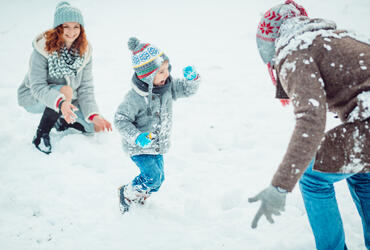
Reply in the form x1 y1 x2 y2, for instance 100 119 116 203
118 185 132 214
118 184 150 213
32 107 60 154
137 190 151 205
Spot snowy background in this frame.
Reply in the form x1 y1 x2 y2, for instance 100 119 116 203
1 0 369 249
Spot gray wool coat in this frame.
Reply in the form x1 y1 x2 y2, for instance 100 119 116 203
114 77 200 156
17 34 99 121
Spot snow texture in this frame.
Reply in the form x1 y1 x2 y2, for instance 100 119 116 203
275 16 370 66
341 128 366 173
323 44 332 51
280 60 296 80
347 91 370 122
0 0 369 250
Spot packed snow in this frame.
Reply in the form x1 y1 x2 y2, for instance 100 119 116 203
0 0 369 249
323 44 332 51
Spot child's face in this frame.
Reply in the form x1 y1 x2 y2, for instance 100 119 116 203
153 61 169 86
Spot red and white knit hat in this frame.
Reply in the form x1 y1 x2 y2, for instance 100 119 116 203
256 0 308 106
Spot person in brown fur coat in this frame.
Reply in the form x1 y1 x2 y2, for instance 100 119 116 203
249 1 370 249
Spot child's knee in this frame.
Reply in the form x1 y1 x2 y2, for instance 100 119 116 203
146 168 164 189
152 169 164 185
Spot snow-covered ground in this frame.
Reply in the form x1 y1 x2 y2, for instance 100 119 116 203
1 0 369 249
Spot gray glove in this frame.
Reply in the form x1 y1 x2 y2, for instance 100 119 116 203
248 185 287 229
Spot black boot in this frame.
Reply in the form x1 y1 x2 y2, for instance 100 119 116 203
54 117 69 132
33 129 52 154
69 122 86 133
32 107 60 154
54 117 86 133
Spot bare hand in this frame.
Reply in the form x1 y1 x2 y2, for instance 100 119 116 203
60 101 78 124
92 115 112 132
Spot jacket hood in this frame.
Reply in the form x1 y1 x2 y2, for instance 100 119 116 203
32 33 92 72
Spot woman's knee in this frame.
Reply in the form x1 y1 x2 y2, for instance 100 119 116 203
24 102 45 114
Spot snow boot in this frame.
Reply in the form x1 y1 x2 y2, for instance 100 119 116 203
118 185 150 213
32 129 52 154
136 190 150 205
54 117 69 132
118 185 131 214
54 117 86 133
32 107 60 154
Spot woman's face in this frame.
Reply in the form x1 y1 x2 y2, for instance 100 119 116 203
153 61 170 86
62 22 81 47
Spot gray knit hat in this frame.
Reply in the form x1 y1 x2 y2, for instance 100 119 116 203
128 37 169 86
256 0 308 106
53 1 84 28
128 37 170 115
256 0 307 66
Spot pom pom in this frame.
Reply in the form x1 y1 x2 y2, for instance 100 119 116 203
128 37 140 51
56 1 70 9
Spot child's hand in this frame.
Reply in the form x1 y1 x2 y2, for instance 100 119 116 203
183 66 199 81
135 132 153 148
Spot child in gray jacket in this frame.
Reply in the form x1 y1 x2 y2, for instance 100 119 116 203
114 37 200 213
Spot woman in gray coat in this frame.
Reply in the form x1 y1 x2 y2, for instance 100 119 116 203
18 2 111 154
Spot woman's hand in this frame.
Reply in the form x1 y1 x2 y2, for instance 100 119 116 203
60 101 78 124
92 115 112 132
60 85 73 102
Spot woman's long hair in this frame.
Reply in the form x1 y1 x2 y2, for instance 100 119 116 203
44 25 88 57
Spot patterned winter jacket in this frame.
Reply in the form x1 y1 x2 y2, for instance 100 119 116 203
114 76 200 156
271 17 370 192
17 34 99 121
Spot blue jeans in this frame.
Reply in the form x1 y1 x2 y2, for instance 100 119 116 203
299 160 370 250
24 85 94 133
131 154 164 193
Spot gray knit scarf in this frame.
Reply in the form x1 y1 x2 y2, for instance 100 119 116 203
132 73 172 115
48 46 84 79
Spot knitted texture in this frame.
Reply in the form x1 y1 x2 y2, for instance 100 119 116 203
53 1 84 28
128 37 168 86
256 1 306 65
127 37 170 115
256 0 308 106
47 46 85 79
